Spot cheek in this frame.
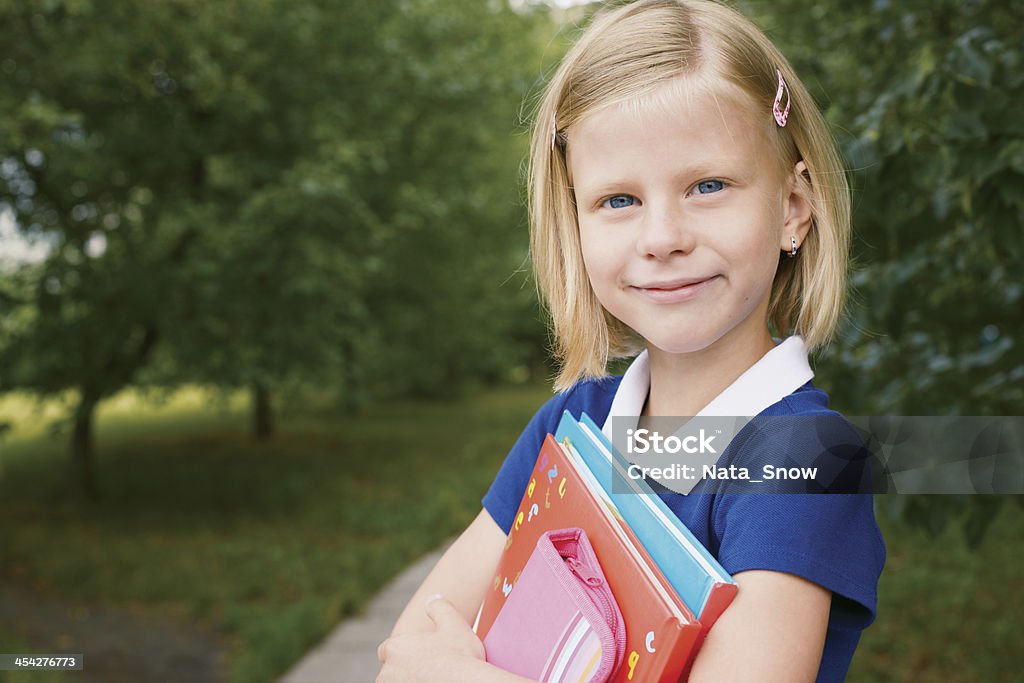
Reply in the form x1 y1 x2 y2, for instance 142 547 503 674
578 224 617 282
745 236 784 294
734 198 784 260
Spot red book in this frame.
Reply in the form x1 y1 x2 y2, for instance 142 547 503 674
477 434 703 682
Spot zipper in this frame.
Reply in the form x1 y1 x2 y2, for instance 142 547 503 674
546 530 626 678
565 555 619 636
565 556 603 587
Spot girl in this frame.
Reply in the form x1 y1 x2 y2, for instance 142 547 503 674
378 1 885 681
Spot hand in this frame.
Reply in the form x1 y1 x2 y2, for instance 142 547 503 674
377 594 486 683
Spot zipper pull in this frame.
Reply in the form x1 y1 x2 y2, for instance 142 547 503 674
565 556 604 587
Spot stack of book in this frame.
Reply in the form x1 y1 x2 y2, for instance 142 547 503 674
476 411 737 682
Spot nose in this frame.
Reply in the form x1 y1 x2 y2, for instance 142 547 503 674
635 199 696 260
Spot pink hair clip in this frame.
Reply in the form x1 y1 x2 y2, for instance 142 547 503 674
773 69 791 127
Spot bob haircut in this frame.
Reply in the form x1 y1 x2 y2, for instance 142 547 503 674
528 0 852 392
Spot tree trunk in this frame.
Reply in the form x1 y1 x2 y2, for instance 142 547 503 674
253 382 273 441
72 390 100 500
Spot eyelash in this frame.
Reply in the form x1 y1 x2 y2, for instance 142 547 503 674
598 179 729 210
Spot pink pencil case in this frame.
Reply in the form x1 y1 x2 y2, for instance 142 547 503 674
483 528 626 683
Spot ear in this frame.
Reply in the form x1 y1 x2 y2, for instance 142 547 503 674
781 160 813 254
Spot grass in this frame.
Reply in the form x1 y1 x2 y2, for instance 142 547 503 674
1 385 1021 682
850 497 1022 682
0 383 550 682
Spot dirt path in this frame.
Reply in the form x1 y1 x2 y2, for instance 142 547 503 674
0 584 224 683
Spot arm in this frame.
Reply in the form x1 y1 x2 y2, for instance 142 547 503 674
378 595 536 683
389 508 507 637
379 509 538 682
687 570 831 682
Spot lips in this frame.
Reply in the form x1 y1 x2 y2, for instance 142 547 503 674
637 276 716 290
632 275 720 303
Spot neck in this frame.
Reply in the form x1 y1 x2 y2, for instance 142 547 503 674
644 327 777 417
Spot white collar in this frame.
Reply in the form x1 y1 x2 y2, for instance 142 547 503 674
601 336 814 439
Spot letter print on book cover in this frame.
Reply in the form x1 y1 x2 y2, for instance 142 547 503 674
483 528 626 683
478 434 703 683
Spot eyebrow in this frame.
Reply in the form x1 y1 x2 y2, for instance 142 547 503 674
576 162 745 196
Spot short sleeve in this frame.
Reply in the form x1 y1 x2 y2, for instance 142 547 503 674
482 378 618 534
710 411 887 629
714 493 885 629
482 391 573 534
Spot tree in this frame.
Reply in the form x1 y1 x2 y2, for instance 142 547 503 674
0 0 385 489
0 0 553 492
338 0 554 399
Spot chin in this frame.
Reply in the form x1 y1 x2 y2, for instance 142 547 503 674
642 330 721 356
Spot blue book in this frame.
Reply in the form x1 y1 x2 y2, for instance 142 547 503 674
554 410 737 629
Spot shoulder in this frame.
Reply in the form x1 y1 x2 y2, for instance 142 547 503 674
481 374 622 534
724 380 872 491
563 374 622 419
766 378 839 417
526 374 622 436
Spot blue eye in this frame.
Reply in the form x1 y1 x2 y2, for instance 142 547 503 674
695 179 725 194
602 195 636 209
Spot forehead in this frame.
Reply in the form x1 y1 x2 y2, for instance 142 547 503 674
567 76 779 184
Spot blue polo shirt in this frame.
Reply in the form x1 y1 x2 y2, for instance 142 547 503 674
483 375 886 682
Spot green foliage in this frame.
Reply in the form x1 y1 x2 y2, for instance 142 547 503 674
744 0 1024 411
849 497 1023 682
2 0 1016 532
0 1 553 480
351 0 554 398
744 0 1024 541
0 0 355 401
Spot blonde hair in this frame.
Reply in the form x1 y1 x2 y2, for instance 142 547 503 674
529 0 851 392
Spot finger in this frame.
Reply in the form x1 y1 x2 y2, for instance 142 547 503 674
425 595 470 633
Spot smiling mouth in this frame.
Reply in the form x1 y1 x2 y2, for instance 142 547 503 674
633 276 720 303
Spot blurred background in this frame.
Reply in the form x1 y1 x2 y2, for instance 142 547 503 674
0 0 1020 681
